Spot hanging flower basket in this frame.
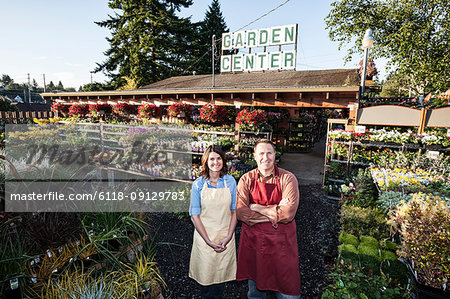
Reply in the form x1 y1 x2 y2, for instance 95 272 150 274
51 103 70 116
167 103 192 118
89 103 112 116
68 104 89 117
113 103 135 116
138 104 162 118
236 109 269 131
199 104 227 123
359 58 378 79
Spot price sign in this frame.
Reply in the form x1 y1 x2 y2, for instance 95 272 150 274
354 125 366 133
426 151 440 159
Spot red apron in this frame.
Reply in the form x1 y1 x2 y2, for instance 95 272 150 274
237 166 301 295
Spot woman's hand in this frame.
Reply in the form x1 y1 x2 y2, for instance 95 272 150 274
208 240 226 252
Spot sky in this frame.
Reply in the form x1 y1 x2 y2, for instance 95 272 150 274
0 0 387 89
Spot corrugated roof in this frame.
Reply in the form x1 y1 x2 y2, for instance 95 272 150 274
140 69 360 90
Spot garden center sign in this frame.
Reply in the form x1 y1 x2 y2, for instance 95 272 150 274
220 24 297 73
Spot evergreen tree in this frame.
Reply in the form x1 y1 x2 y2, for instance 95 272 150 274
47 81 55 91
195 0 229 75
56 81 64 90
94 0 196 88
32 79 39 92
0 74 13 88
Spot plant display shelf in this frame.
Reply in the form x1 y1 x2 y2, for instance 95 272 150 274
287 119 315 153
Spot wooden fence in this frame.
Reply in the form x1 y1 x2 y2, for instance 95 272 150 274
0 111 55 123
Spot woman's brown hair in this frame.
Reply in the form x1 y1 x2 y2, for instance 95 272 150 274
200 145 228 179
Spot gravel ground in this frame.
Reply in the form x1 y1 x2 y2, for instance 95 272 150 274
147 184 340 299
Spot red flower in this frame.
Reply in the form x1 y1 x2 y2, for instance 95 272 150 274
199 104 227 123
113 103 135 115
167 103 192 117
68 104 89 117
51 103 70 115
89 103 112 115
138 104 162 118
236 109 268 127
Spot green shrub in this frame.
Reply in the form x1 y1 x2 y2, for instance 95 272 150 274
359 235 379 248
378 191 412 212
381 240 398 251
381 250 397 261
340 204 390 239
338 231 359 247
321 267 411 298
344 168 378 208
338 244 359 265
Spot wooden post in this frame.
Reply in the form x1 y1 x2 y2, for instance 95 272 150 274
418 108 427 134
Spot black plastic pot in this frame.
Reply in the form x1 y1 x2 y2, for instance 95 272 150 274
407 262 449 299
414 282 450 299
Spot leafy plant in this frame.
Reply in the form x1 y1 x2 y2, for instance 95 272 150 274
340 205 390 239
391 193 450 289
377 191 412 212
321 266 411 299
89 103 113 116
51 103 70 116
344 169 378 208
167 103 192 118
236 109 268 130
0 217 28 297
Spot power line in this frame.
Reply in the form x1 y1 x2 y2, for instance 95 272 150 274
183 0 292 75
235 0 291 32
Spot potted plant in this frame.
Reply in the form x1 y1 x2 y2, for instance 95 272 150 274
167 103 192 118
68 104 89 117
199 103 226 123
89 103 112 117
51 102 70 117
138 104 162 119
390 193 450 297
113 103 135 116
236 109 269 132
359 58 378 81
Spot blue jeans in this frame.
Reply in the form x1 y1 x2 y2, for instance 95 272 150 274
199 282 224 299
248 280 301 299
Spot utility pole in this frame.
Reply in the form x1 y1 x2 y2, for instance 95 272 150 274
43 74 46 92
212 34 216 88
27 73 31 103
90 72 93 84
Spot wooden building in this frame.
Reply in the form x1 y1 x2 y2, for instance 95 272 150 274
41 68 361 121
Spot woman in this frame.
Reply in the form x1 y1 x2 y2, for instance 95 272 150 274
189 145 237 299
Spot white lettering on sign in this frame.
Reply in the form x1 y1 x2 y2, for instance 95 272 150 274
222 24 297 50
221 51 296 73
220 24 298 73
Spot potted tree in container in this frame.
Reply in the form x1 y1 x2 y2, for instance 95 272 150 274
390 193 450 298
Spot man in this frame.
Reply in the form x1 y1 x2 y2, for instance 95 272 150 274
236 139 301 298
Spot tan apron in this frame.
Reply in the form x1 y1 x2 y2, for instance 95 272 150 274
189 179 237 285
